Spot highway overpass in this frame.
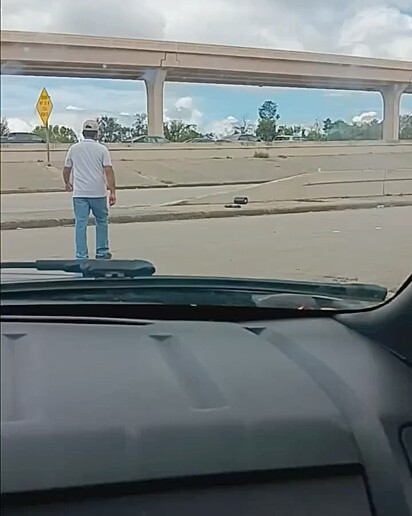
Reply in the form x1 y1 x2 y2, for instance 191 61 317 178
1 31 411 140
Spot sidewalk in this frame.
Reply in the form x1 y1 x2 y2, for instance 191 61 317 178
2 195 411 230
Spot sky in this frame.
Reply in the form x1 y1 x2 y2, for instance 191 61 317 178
1 0 412 136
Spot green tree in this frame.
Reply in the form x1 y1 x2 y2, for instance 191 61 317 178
1 117 10 137
277 125 291 136
119 113 148 141
256 119 277 141
277 125 304 137
99 113 149 142
324 119 382 141
97 116 124 143
306 129 324 141
322 118 333 134
354 119 382 140
305 120 324 141
163 120 201 142
234 116 254 135
258 101 280 122
130 113 148 139
256 100 280 142
33 124 77 143
293 125 305 137
324 120 353 140
400 115 412 140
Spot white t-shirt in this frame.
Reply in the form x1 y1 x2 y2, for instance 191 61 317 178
64 139 112 198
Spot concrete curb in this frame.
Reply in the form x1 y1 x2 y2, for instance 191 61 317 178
2 198 411 231
1 179 269 195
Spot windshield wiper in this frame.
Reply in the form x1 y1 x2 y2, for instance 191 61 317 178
0 259 156 278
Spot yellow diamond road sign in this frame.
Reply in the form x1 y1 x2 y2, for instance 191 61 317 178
36 87 53 126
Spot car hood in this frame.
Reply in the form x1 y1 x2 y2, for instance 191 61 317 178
1 268 388 307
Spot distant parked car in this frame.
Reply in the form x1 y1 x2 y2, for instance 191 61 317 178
217 134 261 143
5 132 46 143
274 135 305 142
185 137 216 143
130 135 169 144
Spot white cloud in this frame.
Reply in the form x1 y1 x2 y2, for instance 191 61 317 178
325 91 352 98
1 0 164 39
2 0 411 59
352 111 379 124
206 115 239 137
174 97 193 110
7 117 34 132
65 105 84 111
165 96 203 126
212 115 258 136
339 6 412 60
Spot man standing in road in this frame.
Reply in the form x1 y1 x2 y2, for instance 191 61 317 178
63 120 116 259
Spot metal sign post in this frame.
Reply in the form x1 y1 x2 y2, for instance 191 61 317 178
35 87 53 165
45 120 51 165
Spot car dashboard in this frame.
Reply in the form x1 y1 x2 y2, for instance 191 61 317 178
1 279 412 515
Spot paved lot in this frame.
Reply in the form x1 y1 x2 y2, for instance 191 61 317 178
2 206 411 292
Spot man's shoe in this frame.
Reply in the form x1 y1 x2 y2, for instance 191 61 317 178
96 253 112 260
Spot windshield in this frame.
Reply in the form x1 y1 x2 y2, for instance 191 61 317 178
1 0 411 309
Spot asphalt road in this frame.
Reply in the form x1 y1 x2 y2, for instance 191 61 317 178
2 206 410 292
0 184 250 215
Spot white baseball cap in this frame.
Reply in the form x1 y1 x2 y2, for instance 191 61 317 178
82 119 99 131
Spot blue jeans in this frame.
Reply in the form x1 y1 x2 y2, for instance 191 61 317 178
73 197 109 259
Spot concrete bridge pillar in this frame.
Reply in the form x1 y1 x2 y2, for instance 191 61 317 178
144 69 167 136
380 84 406 141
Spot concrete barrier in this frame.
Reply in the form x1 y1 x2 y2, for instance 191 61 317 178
1 141 411 193
1 140 412 163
